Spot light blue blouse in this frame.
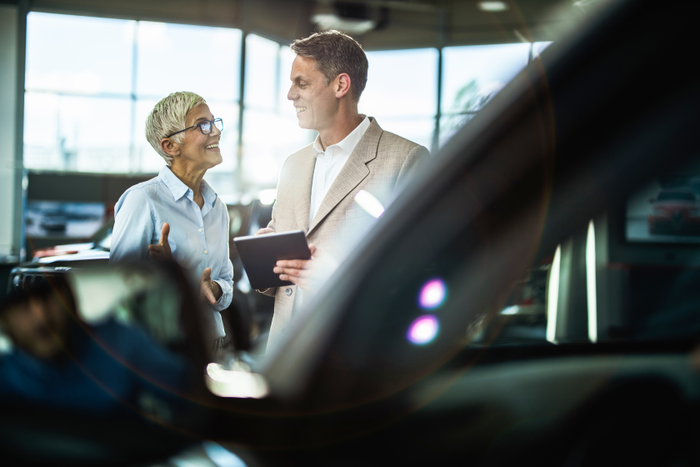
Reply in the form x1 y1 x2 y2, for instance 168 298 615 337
110 166 233 336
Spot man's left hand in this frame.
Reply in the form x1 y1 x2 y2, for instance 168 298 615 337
274 244 321 292
200 267 222 305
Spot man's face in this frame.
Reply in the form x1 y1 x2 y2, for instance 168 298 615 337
287 55 339 133
174 103 222 171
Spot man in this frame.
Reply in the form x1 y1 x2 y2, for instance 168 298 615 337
260 30 430 352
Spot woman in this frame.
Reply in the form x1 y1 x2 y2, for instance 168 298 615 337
110 91 233 341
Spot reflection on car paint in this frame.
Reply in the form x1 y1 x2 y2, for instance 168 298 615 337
407 314 440 345
418 278 447 309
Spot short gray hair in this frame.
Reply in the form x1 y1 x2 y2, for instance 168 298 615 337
291 30 368 102
145 91 206 166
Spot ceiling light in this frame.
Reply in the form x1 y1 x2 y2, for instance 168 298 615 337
477 1 510 12
312 13 376 35
312 2 377 35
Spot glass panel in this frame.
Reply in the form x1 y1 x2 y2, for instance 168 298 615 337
245 34 280 111
202 100 239 174
25 13 135 95
136 22 241 101
132 97 162 174
204 171 236 201
278 47 298 118
24 93 131 173
242 110 314 187
23 92 61 170
442 43 530 116
373 117 434 151
439 114 476 148
361 48 438 119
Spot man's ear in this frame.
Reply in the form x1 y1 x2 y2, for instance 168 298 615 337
335 73 352 99
160 138 180 157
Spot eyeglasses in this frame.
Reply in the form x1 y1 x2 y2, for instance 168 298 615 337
167 118 224 138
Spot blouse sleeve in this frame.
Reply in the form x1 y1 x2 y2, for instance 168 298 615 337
109 188 155 264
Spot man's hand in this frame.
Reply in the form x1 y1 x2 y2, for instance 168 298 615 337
148 223 172 261
256 227 276 235
273 244 322 292
200 267 222 305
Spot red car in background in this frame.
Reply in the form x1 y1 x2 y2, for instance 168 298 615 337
648 188 700 235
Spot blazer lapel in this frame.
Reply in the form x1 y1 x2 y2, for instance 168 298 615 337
308 118 382 235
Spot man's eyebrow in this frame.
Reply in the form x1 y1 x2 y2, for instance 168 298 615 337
194 115 215 123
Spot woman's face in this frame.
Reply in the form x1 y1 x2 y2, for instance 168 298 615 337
174 103 222 172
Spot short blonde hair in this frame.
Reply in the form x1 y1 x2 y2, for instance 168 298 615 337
145 91 206 166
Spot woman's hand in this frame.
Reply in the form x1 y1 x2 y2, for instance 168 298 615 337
200 267 222 305
148 223 172 261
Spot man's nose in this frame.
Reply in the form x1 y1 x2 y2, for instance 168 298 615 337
287 85 296 101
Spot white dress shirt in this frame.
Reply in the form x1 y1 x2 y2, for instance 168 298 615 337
309 116 371 227
292 116 371 309
110 166 233 337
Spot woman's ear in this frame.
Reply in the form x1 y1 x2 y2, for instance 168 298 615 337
160 138 180 157
335 73 352 99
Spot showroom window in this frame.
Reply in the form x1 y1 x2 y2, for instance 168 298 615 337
439 42 552 146
23 13 241 195
23 11 551 192
362 48 439 151
242 34 315 189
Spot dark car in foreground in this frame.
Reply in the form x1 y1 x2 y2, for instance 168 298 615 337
2 0 700 465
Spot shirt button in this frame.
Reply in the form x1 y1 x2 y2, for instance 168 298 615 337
285 288 293 296
198 228 203 233
204 250 208 254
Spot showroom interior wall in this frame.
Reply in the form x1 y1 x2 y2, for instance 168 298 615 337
0 2 25 282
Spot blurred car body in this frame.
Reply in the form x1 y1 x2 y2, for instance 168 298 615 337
648 188 700 235
238 0 700 464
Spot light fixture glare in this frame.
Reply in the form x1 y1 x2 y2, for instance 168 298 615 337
477 1 510 12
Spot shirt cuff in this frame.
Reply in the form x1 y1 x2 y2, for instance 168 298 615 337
212 278 233 311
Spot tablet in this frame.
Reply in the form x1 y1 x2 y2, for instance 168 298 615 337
233 230 311 289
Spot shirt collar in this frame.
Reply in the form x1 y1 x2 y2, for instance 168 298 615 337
312 115 371 158
159 166 218 207
200 179 218 207
159 166 189 201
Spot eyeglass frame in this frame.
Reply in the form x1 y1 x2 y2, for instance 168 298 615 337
166 118 224 138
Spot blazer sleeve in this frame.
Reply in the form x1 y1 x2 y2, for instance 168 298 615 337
396 144 431 194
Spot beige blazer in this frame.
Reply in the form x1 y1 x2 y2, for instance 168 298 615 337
263 117 430 351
